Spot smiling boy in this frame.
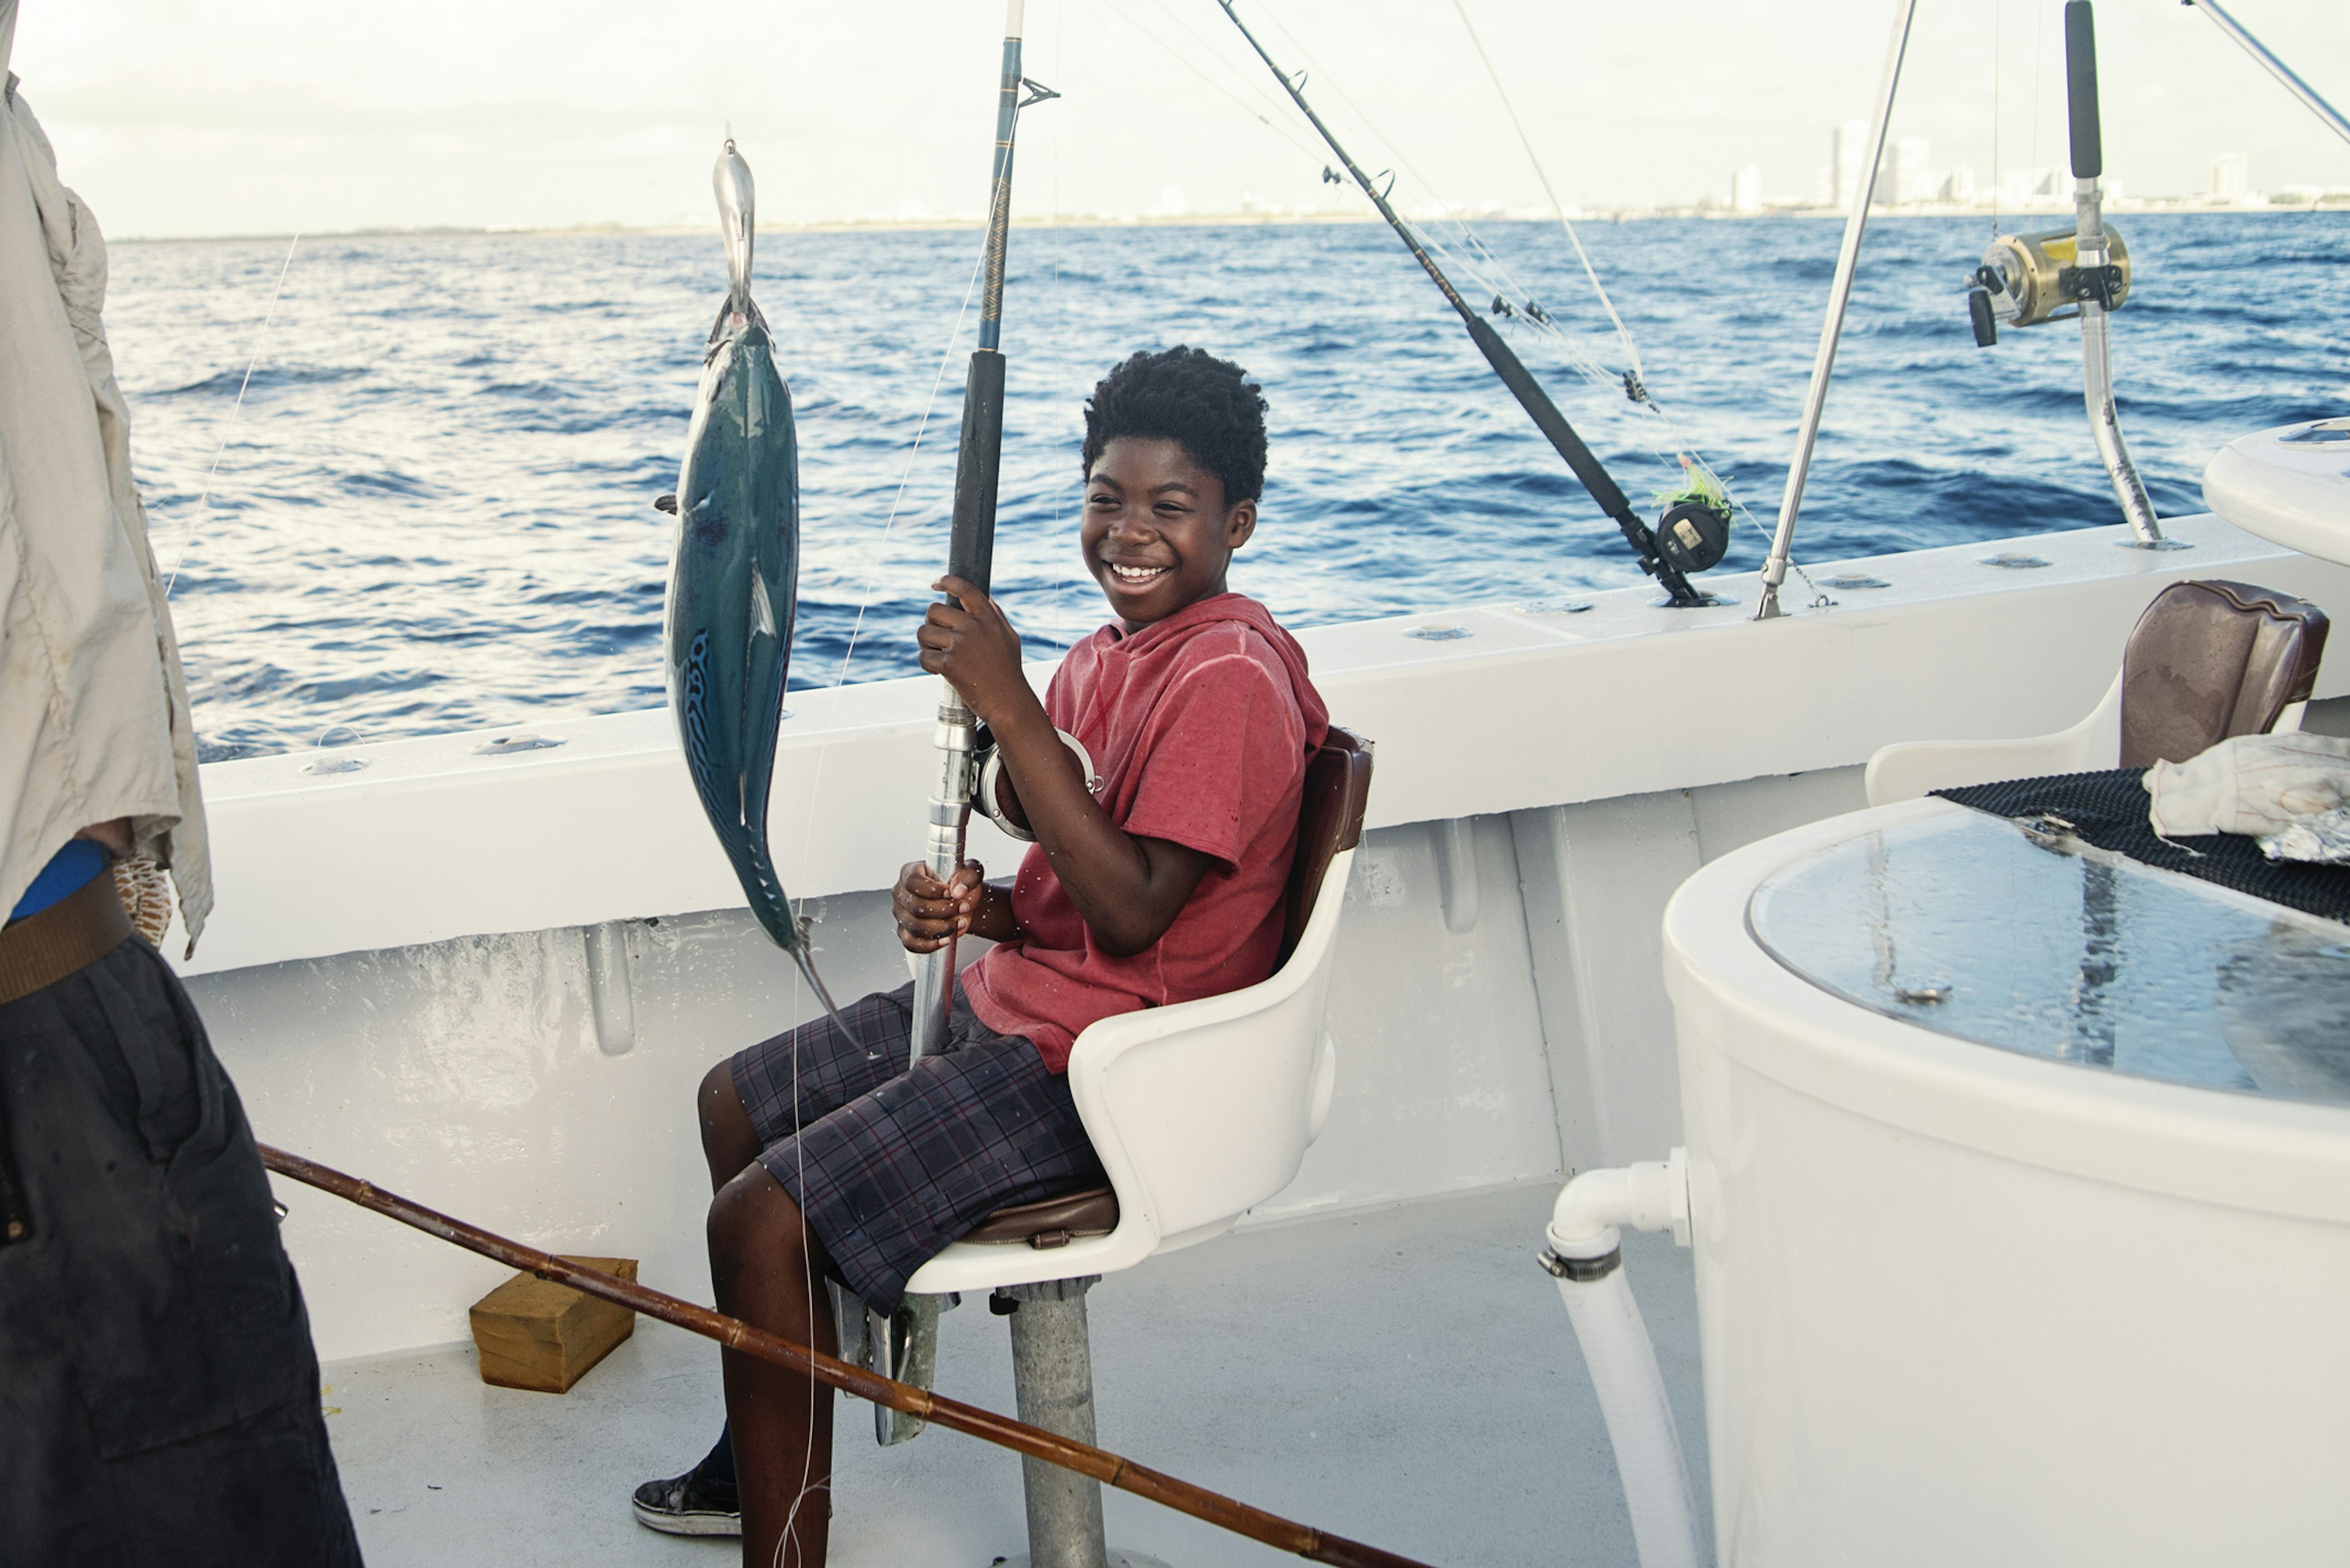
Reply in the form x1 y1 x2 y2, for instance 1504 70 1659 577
635 346 1328 1567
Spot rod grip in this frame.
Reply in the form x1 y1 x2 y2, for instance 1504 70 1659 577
2065 1 2103 180
947 349 1007 595
1463 314 1631 520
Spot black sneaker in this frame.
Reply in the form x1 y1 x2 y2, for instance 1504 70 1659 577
632 1426 740 1537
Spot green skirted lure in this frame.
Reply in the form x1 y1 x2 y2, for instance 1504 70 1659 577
664 141 851 1032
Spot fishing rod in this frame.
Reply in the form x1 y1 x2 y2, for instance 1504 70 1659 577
255 1143 1437 1568
1213 0 1717 608
911 0 1057 1069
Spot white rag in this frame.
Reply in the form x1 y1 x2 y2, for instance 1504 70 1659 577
2143 732 2350 839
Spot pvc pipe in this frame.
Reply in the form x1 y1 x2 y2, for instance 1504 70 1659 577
1545 1150 1704 1568
1554 1267 1704 1568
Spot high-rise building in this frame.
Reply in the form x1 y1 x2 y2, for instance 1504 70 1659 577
1893 136 1933 204
1833 121 1868 211
1732 165 1764 214
2212 153 2250 202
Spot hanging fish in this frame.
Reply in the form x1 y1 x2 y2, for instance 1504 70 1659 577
665 140 852 1030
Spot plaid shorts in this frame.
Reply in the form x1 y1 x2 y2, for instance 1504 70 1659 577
729 980 1105 1313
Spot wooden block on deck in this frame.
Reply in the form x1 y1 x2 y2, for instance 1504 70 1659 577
469 1256 638 1394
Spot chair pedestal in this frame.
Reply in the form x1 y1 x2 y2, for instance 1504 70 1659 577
999 1277 1171 1568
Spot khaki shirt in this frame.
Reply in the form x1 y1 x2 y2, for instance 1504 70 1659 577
0 9 211 948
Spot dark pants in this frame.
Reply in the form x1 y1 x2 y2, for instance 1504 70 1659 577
0 936 363 1567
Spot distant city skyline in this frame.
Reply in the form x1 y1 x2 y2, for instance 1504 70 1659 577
10 0 2348 237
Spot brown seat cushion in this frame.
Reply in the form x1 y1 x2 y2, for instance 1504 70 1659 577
1281 727 1374 962
2119 580 2330 769
960 1185 1120 1250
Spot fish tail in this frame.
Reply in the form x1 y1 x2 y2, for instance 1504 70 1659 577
790 943 867 1052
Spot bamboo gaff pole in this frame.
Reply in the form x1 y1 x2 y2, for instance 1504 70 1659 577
258 1144 1439 1568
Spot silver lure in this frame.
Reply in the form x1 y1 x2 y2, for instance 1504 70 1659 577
665 141 852 1031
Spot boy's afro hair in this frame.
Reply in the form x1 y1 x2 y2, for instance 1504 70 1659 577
1080 346 1268 506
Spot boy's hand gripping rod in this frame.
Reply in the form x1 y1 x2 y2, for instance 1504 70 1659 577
911 0 1042 1066
256 1144 1438 1568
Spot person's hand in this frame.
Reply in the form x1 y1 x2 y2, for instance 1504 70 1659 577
893 859 986 953
916 577 1035 729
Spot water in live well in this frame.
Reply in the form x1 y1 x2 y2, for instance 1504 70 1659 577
106 213 2350 761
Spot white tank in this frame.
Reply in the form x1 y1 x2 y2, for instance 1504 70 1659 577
1663 797 2350 1566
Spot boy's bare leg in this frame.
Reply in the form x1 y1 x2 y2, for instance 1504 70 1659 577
700 1061 764 1192
709 1162 838 1568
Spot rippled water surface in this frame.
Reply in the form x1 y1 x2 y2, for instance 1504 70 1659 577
103 214 2350 760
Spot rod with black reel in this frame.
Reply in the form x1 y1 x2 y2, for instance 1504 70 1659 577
1212 0 1725 607
253 1143 1440 1568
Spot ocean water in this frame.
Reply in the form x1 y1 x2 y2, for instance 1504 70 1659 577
102 213 2350 762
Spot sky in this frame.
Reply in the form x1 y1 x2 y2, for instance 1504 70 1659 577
8 0 2348 237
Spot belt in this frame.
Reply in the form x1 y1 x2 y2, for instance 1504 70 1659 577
0 872 135 1007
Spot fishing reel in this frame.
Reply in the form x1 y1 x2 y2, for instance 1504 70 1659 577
972 725 1100 842
1654 499 1730 578
1967 225 2132 347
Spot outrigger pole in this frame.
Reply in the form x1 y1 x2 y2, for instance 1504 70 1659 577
911 0 1053 1067
256 1144 1438 1568
1214 0 1706 607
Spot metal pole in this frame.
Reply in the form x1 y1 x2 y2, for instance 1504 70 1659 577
911 0 1027 1066
1753 0 1917 622
1007 1279 1111 1568
2065 2 2172 549
2185 0 2350 151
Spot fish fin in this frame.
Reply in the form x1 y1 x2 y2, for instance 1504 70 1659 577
790 941 868 1052
750 570 778 641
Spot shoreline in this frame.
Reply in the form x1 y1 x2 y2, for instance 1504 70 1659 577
114 201 2350 246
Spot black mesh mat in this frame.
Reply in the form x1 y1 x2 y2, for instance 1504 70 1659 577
1933 769 2350 925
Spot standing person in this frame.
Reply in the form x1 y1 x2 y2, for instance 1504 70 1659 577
631 345 1327 1567
0 9 364 1563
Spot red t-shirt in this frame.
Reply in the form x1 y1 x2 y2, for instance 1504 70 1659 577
963 593 1330 1073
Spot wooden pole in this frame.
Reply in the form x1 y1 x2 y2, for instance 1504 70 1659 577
259 1144 1440 1568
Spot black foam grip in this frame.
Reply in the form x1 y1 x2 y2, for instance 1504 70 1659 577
2065 1 2102 180
946 349 1006 595
1463 314 1632 520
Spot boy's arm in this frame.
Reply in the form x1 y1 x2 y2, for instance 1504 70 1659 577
918 578 1213 958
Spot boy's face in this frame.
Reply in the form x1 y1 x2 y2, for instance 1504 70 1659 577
1081 436 1257 632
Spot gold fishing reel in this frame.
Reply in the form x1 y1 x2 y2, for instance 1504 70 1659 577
1968 226 2131 345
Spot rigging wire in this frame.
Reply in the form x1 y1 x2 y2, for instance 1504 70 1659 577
1446 0 1643 381
1095 0 1325 164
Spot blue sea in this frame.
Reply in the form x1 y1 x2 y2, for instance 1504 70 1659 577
103 214 2350 762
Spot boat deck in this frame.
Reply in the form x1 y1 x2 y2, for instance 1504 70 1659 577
320 1182 1709 1568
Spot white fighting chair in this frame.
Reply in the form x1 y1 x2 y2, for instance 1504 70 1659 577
1866 578 2329 807
894 727 1372 1568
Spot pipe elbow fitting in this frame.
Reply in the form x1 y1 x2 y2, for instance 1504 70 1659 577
1546 1147 1692 1261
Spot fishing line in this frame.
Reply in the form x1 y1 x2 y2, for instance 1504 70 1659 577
1133 0 1315 141
1445 0 1644 381
160 7 391 599
1990 0 2004 239
2029 0 2049 204
161 233 300 598
829 244 988 688
1095 0 1323 163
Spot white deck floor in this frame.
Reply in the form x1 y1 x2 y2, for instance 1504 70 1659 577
319 1182 1710 1568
